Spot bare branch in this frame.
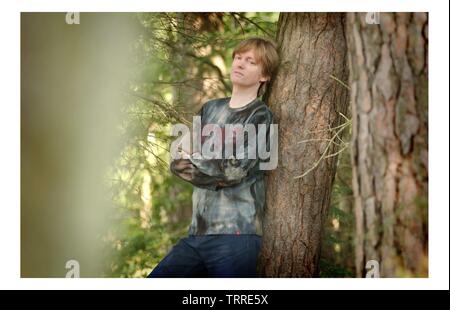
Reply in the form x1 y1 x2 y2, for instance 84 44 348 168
329 74 350 90
294 120 350 179
231 12 274 37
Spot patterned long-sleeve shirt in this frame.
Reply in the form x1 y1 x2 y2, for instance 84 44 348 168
170 97 275 236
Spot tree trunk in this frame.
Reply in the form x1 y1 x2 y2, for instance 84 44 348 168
259 13 349 277
346 13 428 277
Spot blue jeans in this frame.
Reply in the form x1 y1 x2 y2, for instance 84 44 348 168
147 234 262 278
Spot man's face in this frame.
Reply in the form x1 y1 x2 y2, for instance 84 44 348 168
230 49 268 88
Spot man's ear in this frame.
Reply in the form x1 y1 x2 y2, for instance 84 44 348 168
260 76 269 83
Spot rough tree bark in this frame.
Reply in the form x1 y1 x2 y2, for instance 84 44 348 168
259 13 349 277
346 13 428 277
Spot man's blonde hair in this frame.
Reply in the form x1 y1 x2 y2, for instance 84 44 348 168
232 37 279 96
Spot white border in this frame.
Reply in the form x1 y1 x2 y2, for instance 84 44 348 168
1 0 448 290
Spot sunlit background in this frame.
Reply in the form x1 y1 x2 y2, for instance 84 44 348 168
21 12 357 277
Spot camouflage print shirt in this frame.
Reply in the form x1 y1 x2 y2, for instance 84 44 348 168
170 97 275 236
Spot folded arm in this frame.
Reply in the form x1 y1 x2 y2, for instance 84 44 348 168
170 107 273 190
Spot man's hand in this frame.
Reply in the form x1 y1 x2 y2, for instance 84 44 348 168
179 150 191 159
171 158 195 181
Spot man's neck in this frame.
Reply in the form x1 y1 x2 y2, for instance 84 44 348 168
229 85 259 109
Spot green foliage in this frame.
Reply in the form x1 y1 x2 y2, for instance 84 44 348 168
320 124 356 277
101 12 280 277
319 259 354 278
101 12 356 278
